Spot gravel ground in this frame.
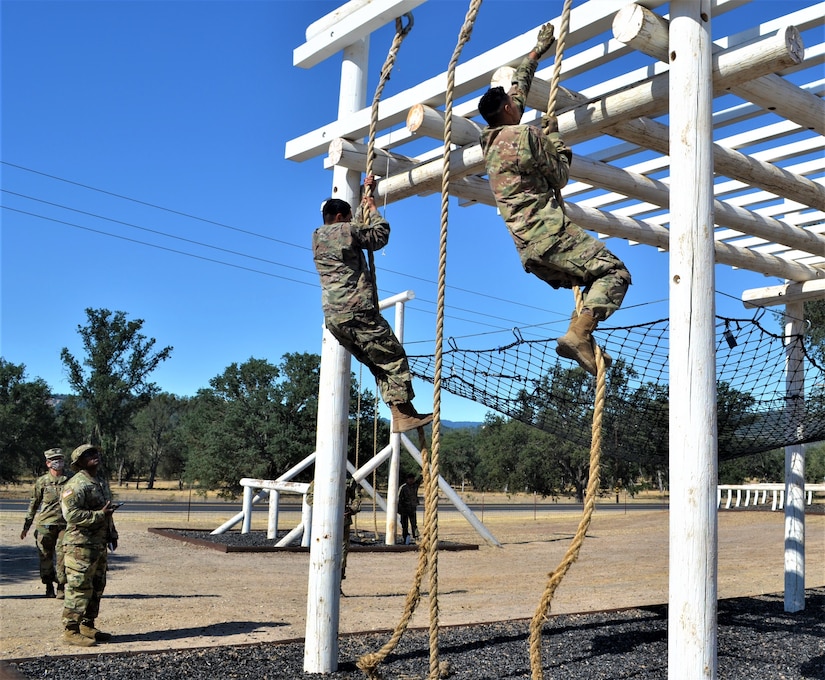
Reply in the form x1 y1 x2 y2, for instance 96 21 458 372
7 588 824 679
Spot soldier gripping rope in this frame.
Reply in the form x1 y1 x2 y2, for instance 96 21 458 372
60 444 120 647
479 22 631 376
313 175 433 432
21 448 71 599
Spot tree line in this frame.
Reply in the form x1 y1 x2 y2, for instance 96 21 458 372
2 306 824 497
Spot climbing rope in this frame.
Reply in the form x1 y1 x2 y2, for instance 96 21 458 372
357 3 483 678
528 3 610 677
362 13 413 311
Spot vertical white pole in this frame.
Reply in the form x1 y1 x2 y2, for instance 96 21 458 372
668 2 717 679
784 300 806 612
303 36 369 675
385 300 407 544
267 490 280 540
241 485 253 534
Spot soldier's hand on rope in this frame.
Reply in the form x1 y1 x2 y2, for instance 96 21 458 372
542 114 559 133
534 22 556 58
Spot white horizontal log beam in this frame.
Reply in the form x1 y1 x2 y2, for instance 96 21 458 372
743 279 825 308
294 0 426 68
613 4 824 135
286 0 669 162
489 67 825 210
325 138 419 175
406 104 482 147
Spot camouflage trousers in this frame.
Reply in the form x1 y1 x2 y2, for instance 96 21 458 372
523 221 631 321
34 525 66 585
325 312 414 405
399 509 418 541
62 543 107 627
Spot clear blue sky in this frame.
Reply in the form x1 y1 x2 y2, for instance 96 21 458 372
1 1 814 423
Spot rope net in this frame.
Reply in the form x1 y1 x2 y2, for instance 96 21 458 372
409 314 825 464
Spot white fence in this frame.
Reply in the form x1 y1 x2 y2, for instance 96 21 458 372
717 483 825 511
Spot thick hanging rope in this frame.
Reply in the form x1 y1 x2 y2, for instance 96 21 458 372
526 2 610 677
358 3 483 679
362 14 413 311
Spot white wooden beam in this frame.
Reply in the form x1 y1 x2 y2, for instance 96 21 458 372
613 4 823 134
743 279 825 307
294 0 426 68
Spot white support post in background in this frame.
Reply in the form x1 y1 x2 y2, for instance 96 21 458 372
784 300 806 613
304 35 369 675
668 2 718 679
385 297 407 544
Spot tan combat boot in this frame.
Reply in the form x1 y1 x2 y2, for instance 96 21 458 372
56 583 65 599
80 619 112 642
63 624 96 647
556 310 612 376
390 402 433 433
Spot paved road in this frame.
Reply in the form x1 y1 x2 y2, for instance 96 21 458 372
0 498 668 515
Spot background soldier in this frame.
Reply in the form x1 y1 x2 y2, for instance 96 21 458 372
21 448 70 598
60 444 119 647
313 175 433 433
479 22 631 376
398 473 421 545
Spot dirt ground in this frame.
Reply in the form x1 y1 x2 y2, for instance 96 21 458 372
1 495 823 662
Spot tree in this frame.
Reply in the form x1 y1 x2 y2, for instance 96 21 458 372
803 298 825 366
60 308 173 484
0 359 59 482
131 393 188 488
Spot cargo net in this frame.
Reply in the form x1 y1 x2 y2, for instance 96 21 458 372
408 314 825 464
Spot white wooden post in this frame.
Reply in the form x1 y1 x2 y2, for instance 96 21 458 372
385 298 407 545
241 485 253 534
668 3 718 679
784 300 806 612
303 36 369 674
267 490 280 540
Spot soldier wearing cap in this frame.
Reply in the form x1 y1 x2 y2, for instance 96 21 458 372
21 448 71 598
60 444 119 647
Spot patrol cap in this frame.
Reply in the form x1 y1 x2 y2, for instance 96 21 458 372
44 448 64 460
70 444 100 470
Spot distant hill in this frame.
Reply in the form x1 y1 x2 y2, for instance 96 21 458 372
440 420 483 431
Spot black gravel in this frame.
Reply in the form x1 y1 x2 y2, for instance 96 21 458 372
7 588 824 679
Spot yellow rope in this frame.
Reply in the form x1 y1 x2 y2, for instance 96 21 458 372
358 3 483 678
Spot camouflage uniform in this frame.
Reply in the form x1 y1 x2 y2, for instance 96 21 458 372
60 469 117 630
398 476 420 543
313 207 414 404
480 56 631 320
23 470 70 586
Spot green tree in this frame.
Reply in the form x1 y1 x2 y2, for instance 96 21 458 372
131 393 188 488
60 308 173 484
0 359 59 482
803 299 825 366
438 428 479 488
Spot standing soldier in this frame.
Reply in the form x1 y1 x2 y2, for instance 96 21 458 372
479 22 631 376
21 448 71 598
313 175 433 433
398 473 421 545
60 444 119 647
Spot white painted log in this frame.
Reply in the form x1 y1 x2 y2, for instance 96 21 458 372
613 4 823 135
407 104 482 146
301 495 312 548
241 486 253 534
295 0 426 68
743 280 825 307
267 490 279 540
326 138 418 175
667 4 718 679
784 302 806 613
305 39 367 674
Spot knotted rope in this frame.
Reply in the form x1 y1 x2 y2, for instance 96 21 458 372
544 0 573 214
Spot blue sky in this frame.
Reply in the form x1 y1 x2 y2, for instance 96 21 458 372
1 0 816 423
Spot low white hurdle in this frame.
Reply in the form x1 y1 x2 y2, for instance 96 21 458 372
717 483 825 511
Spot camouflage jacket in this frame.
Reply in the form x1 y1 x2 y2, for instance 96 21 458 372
312 208 389 318
61 470 118 547
23 472 70 530
480 56 575 267
398 480 420 514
